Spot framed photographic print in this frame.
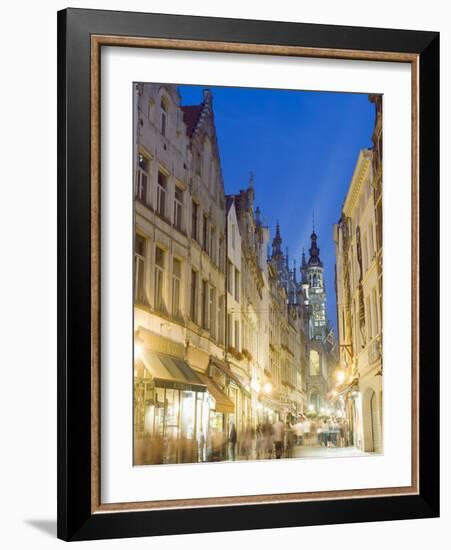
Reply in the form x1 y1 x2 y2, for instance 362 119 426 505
57 8 439 541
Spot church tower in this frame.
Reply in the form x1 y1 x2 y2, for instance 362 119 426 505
302 229 328 341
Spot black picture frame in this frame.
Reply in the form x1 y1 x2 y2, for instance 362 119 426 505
57 7 439 541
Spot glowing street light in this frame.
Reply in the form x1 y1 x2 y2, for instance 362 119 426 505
134 341 143 360
336 370 345 384
263 382 272 395
308 404 315 412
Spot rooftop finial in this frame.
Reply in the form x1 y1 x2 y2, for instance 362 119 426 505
312 209 315 233
249 171 254 188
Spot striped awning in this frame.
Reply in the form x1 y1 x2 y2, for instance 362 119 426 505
197 374 235 414
141 349 207 392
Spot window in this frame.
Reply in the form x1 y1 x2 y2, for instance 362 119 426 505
218 295 224 344
227 261 233 294
190 270 198 323
227 314 232 347
201 280 208 329
157 172 167 217
210 226 216 263
231 224 236 249
191 201 198 241
234 268 240 302
366 295 373 341
234 320 240 351
209 286 216 339
160 99 167 136
154 246 165 311
218 236 224 271
372 287 379 336
173 185 183 231
362 234 368 273
172 258 182 317
202 214 208 252
368 222 375 261
134 234 146 303
136 154 149 203
309 350 320 376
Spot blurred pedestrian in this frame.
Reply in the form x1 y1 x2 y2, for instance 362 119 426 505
316 423 323 446
198 429 206 461
285 420 296 458
293 417 305 445
264 420 274 459
303 416 311 444
228 422 237 461
257 423 266 459
273 417 285 459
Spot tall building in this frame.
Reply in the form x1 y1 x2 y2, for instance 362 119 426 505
266 223 306 421
133 84 234 462
226 180 271 428
333 96 383 453
301 231 335 412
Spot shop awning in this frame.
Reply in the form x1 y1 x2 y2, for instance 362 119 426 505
141 349 207 392
198 374 235 414
327 377 359 400
210 358 244 388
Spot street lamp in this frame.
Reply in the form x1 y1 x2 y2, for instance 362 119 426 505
263 382 272 395
336 370 345 384
308 404 315 412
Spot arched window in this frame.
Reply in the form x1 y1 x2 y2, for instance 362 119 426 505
309 350 320 376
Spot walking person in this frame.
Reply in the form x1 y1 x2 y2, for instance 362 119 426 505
322 419 329 447
293 416 305 446
303 416 311 445
264 420 274 459
285 420 296 458
198 429 206 462
316 422 323 446
273 416 285 459
228 422 237 461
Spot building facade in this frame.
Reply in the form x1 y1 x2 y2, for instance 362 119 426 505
133 84 235 463
334 115 383 452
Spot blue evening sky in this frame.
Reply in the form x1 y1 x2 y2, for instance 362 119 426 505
178 85 376 332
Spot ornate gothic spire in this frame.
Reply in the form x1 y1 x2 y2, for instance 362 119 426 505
308 230 323 267
272 221 282 257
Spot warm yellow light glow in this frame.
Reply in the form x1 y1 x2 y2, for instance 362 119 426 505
250 378 260 393
308 404 315 412
134 342 143 360
263 382 272 395
336 370 345 384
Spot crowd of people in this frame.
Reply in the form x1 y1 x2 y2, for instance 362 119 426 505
135 414 351 465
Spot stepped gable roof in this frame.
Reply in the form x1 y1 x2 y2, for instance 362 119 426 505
181 104 203 137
